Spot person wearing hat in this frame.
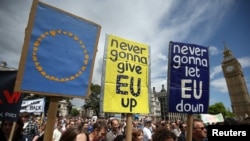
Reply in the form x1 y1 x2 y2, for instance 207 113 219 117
143 117 152 141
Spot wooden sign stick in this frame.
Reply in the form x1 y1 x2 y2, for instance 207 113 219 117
8 122 16 141
186 114 193 141
43 96 60 141
125 113 132 141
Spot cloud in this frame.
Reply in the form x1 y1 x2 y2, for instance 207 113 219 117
71 98 85 108
210 65 222 79
209 46 221 55
211 77 228 93
239 56 250 68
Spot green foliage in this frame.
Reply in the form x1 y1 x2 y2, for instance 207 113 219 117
70 108 80 117
208 102 234 118
83 83 101 117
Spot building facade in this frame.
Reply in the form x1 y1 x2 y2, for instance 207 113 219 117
222 45 250 119
153 84 187 121
150 88 161 119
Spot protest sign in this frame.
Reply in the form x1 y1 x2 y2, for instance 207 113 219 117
0 71 23 121
20 98 45 113
167 41 209 113
101 34 150 113
15 1 101 98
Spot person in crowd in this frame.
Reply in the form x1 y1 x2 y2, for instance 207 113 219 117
165 123 171 131
143 117 152 141
178 122 187 141
113 134 126 141
53 122 63 141
82 122 90 134
132 128 143 141
88 121 108 141
152 126 177 141
240 116 250 125
36 122 46 141
192 119 207 141
132 120 139 129
224 117 239 125
170 121 181 137
105 118 123 141
69 120 76 127
0 118 23 141
88 121 94 133
59 126 87 141
76 118 84 128
20 112 40 141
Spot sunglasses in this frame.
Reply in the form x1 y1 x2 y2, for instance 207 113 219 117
194 127 206 130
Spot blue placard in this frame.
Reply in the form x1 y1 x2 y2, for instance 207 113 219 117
20 2 101 97
167 41 210 114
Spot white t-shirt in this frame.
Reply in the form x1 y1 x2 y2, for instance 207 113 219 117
143 127 152 141
52 128 62 141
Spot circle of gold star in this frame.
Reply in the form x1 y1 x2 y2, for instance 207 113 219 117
32 30 89 82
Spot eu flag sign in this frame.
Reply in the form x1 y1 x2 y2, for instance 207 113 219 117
167 41 209 114
15 2 101 97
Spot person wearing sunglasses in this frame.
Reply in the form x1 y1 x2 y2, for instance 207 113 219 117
192 119 207 141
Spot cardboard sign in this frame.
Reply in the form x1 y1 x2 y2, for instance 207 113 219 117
101 34 150 113
0 71 23 121
15 2 101 97
20 98 45 113
167 41 209 114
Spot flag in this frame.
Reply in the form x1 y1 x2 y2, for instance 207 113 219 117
15 2 101 97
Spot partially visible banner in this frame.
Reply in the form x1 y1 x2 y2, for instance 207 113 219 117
101 34 150 113
20 98 45 113
15 2 101 97
167 41 209 114
0 71 23 121
200 113 224 124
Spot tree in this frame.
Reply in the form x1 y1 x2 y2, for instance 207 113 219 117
208 102 234 118
83 83 101 117
70 108 80 117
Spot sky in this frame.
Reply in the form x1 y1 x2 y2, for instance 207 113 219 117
0 0 250 110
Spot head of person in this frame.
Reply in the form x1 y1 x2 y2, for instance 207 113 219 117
76 118 83 127
132 128 143 141
179 122 187 133
39 122 46 133
59 126 87 141
56 122 62 130
90 121 108 141
152 127 177 141
20 112 30 123
170 122 177 129
110 118 120 132
144 117 152 127
165 123 171 131
132 120 138 128
192 119 207 141
0 118 23 140
69 120 76 127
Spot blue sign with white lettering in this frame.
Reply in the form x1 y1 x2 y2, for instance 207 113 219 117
167 41 209 114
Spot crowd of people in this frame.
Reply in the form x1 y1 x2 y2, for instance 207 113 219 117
1 112 249 141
